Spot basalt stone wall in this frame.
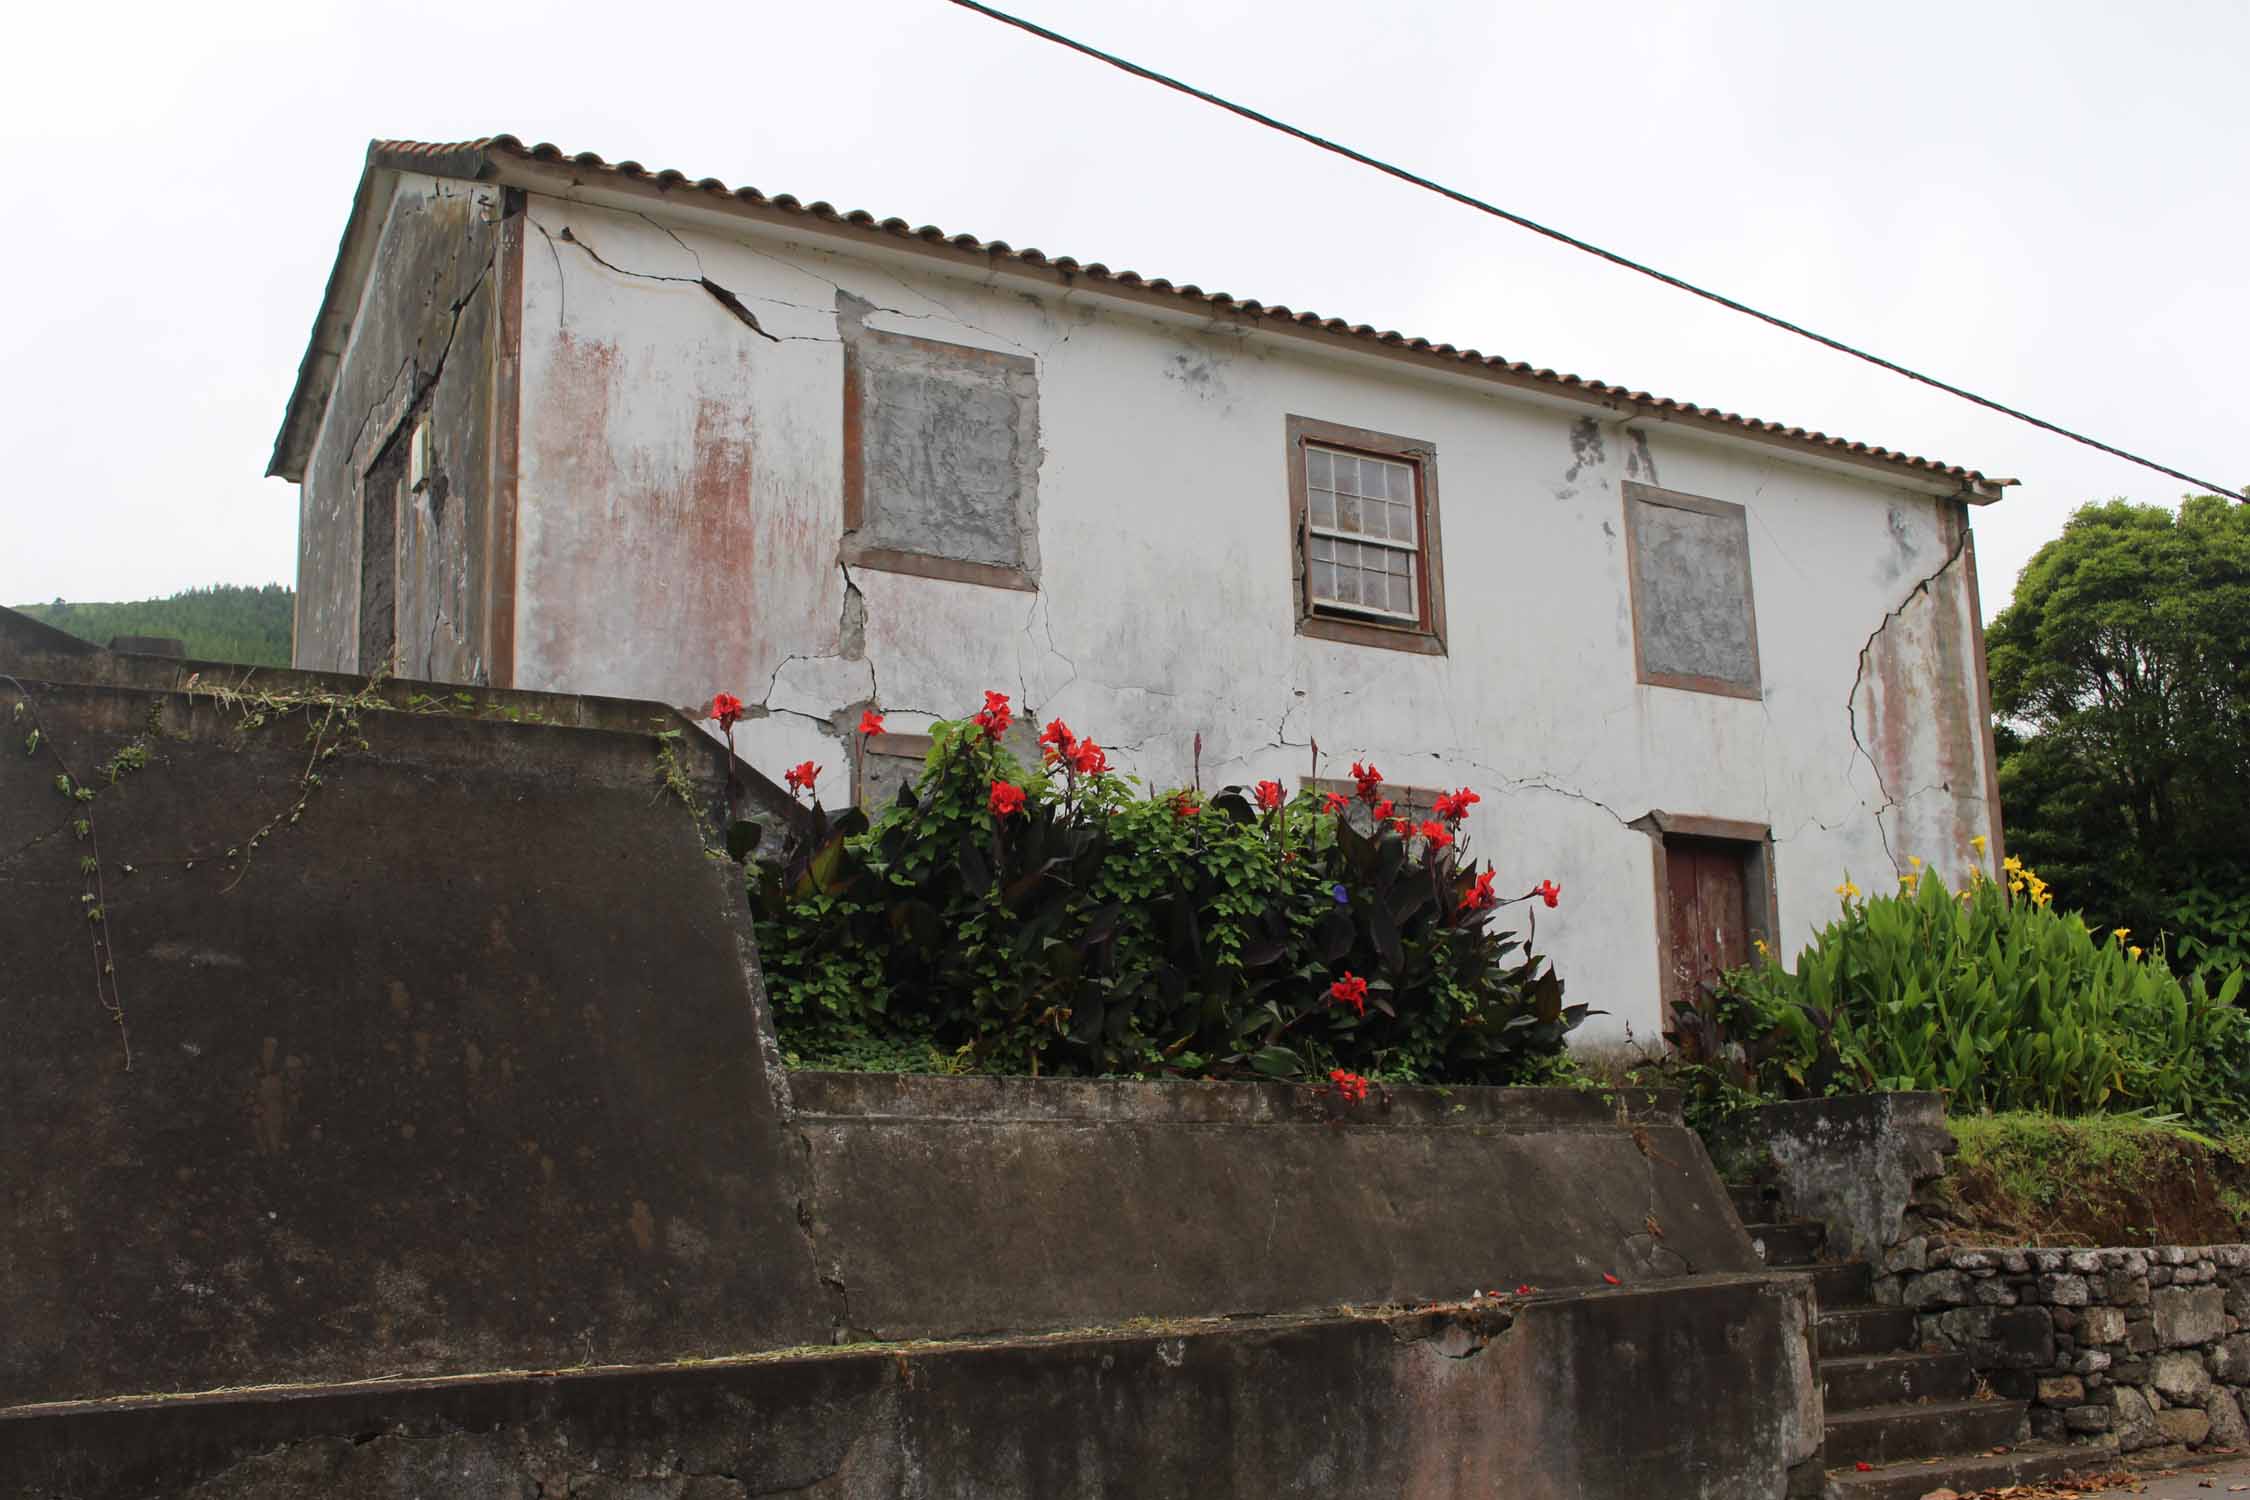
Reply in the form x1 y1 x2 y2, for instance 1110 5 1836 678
1891 1243 2250 1456
1717 1092 1956 1264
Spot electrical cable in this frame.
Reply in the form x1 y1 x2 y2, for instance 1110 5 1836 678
945 0 2245 504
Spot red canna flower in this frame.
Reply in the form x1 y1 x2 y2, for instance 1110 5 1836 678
1038 717 1076 763
1371 798 1395 822
1417 820 1453 850
1602 1272 1620 1286
1068 738 1109 775
709 692 745 731
1349 761 1385 807
1391 818 1412 838
857 708 886 736
1460 869 1499 912
1536 879 1561 908
972 690 1014 738
1433 787 1481 823
1328 973 1369 1015
1516 1284 1535 1296
1328 1069 1370 1104
1321 791 1348 816
1174 795 1201 818
783 760 820 797
1254 779 1285 812
988 780 1026 818
1853 1463 1872 1473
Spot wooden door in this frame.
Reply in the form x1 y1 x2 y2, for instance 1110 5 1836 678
1664 836 1752 1018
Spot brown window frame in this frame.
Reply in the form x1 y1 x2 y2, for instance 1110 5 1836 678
1285 415 1447 656
854 730 936 810
841 328 1040 593
1620 480 1763 700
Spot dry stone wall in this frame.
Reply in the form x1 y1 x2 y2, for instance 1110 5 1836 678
1879 1242 2250 1455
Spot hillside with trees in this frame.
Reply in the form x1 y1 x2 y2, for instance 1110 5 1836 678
1987 494 2250 979
15 584 294 667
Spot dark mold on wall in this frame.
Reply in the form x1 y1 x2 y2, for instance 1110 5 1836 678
295 178 509 681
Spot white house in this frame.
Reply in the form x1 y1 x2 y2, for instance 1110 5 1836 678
271 133 2010 1043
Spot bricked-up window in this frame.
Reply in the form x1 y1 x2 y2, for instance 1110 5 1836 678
842 326 1040 592
1286 416 1446 656
1622 481 1762 700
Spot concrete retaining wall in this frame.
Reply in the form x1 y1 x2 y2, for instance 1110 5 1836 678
5 1278 1822 1500
0 622 1819 1496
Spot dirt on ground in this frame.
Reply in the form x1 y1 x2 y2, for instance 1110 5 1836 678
1933 1117 2250 1247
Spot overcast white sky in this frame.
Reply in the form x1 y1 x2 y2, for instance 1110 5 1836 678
2 0 2241 619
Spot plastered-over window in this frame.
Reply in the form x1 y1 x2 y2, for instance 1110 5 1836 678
1285 415 1446 656
842 328 1040 591
1622 481 1762 699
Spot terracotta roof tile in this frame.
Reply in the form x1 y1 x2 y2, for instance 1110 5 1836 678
357 134 2001 493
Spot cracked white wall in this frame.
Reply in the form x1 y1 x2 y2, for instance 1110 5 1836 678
506 191 1998 1043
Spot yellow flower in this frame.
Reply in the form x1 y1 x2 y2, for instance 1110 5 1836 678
1970 835 1988 856
2003 855 2024 874
1909 855 1923 869
1899 871 1920 892
2129 945 2144 960
2113 927 2131 943
1754 937 1771 959
1835 879 1861 902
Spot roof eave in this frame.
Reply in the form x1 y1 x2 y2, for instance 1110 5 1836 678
268 140 506 483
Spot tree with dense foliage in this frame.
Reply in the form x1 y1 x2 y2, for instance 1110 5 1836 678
15 584 294 667
1985 496 2250 973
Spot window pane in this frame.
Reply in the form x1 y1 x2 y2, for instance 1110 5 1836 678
1307 448 1331 487
1389 501 1415 543
1331 565 1359 605
1337 493 1361 533
1386 463 1412 502
1308 534 1333 562
1389 572 1415 615
1309 560 1335 600
1309 489 1335 528
1331 454 1358 495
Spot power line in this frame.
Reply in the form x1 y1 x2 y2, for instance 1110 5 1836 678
945 0 2246 505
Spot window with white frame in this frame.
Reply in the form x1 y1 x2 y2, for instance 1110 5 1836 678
1305 445 1421 620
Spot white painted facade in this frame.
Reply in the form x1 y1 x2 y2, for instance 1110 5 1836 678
294 160 2004 1045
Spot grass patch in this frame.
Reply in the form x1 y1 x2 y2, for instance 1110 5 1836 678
1941 1112 2250 1245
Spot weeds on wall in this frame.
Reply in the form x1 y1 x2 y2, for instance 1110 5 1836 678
1709 851 2250 1124
732 691 1591 1089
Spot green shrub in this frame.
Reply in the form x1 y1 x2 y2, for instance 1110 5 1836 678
1720 855 2250 1121
744 695 1589 1087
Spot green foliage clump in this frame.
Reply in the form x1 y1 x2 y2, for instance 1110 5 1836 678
1987 495 2250 977
746 702 1588 1087
1943 1112 2250 1245
1715 858 2249 1122
19 584 295 666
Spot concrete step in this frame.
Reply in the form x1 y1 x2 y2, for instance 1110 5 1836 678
1746 1220 1827 1267
1820 1350 1976 1411
1821 1396 2026 1469
1816 1305 1919 1358
1808 1261 1872 1308
1729 1182 1780 1222
1823 1437 2117 1499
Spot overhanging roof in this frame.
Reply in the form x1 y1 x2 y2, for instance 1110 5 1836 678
270 133 2011 502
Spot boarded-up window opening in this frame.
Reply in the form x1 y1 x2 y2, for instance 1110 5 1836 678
1622 481 1762 699
857 731 936 811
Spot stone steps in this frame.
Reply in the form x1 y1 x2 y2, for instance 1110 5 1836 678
1823 1438 2117 1499
1747 1219 1828 1267
1808 1261 1873 1308
1822 1396 2027 1468
1818 1305 1920 1359
1821 1349 1977 1410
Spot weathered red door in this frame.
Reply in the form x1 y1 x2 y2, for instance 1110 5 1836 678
1664 836 1752 1017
